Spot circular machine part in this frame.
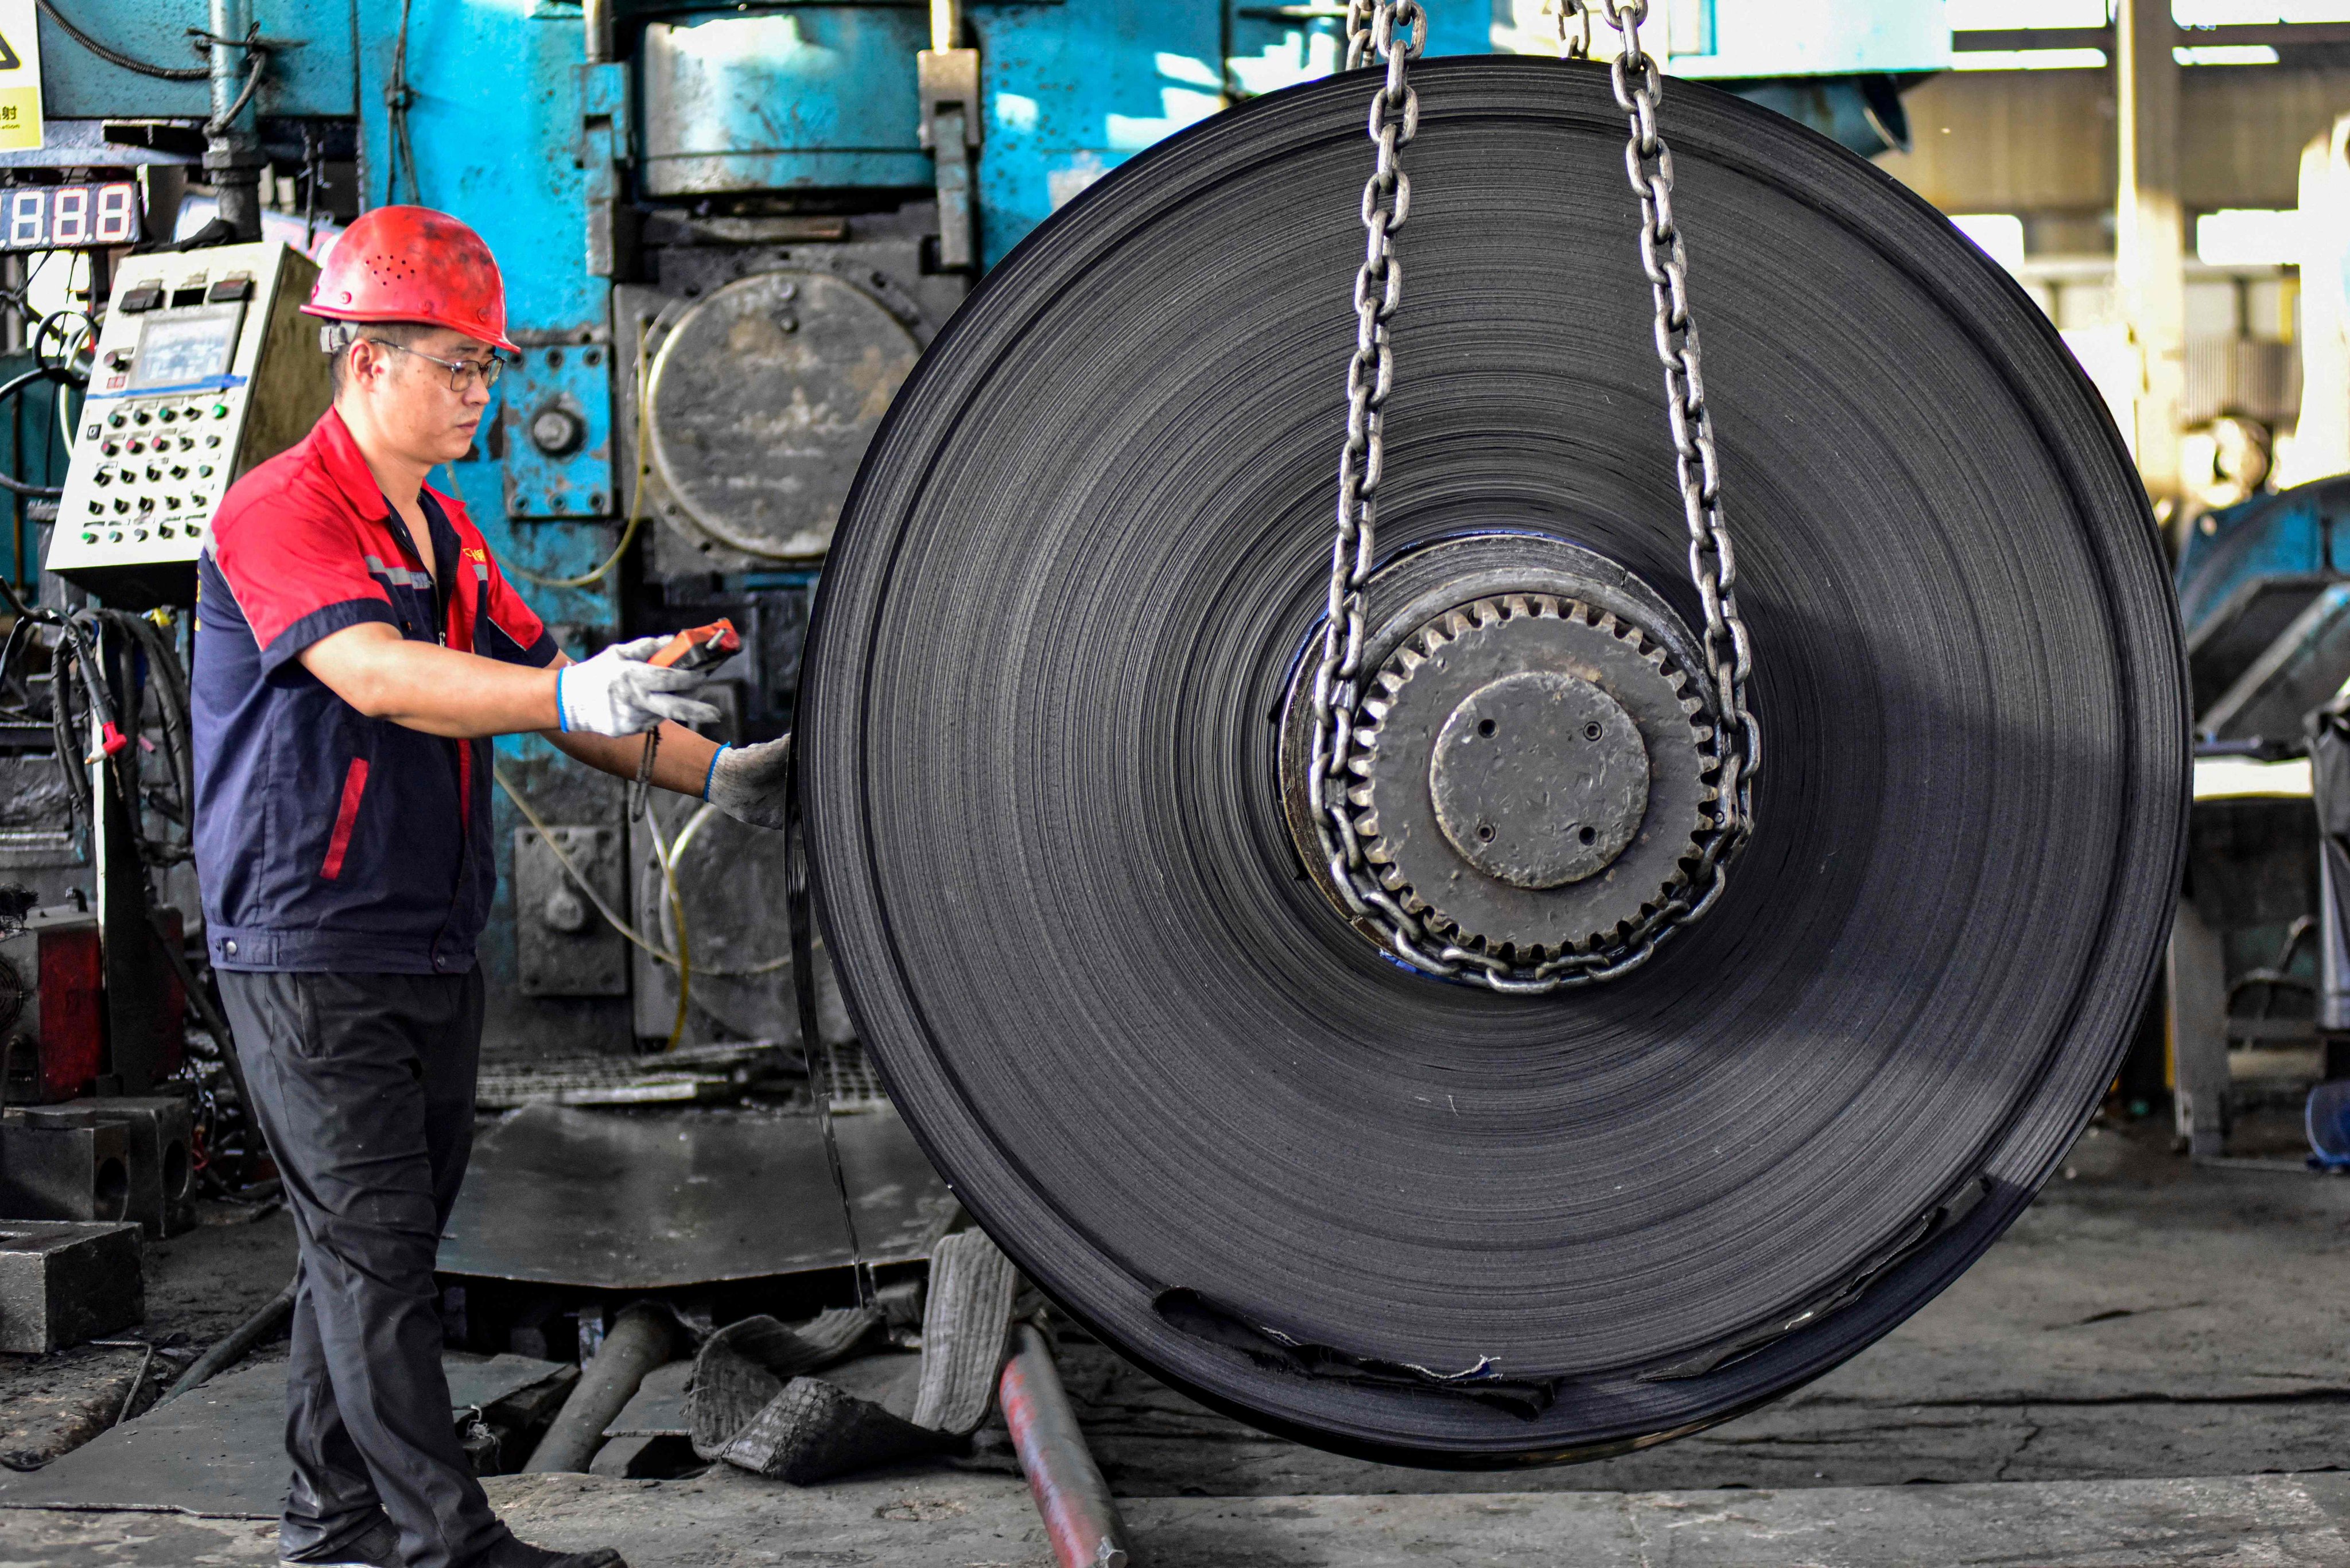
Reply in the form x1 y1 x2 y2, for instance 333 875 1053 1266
1354 593 1709 960
803 59 2185 1465
644 269 923 561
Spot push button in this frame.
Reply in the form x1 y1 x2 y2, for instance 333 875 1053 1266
131 409 150 425
106 411 125 428
158 407 176 423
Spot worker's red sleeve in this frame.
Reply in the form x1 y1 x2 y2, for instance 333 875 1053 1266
208 504 398 679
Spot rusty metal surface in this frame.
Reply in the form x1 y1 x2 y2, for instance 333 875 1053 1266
644 270 922 562
438 1105 954 1289
514 826 628 999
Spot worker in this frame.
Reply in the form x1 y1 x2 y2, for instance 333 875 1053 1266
189 207 790 1568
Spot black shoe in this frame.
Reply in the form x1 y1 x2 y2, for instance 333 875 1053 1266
280 1518 399 1568
480 1540 629 1568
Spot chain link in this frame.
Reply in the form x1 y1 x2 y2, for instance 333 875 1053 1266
1306 0 1758 994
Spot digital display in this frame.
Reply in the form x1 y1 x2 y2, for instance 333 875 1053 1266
127 305 244 390
1 184 141 251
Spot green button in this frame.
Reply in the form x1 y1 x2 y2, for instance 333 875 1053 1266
79 531 95 544
211 404 229 419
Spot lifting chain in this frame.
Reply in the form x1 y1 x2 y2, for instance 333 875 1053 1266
1307 0 1760 993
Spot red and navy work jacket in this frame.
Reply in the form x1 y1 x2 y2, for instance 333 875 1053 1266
192 407 556 974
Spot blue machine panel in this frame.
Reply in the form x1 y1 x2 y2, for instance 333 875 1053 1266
639 8 937 194
972 0 1490 269
30 1 359 119
500 343 616 522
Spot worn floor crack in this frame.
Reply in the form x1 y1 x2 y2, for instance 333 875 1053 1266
1994 1401 2043 1483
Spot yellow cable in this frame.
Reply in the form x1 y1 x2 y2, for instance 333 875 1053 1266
507 321 657 592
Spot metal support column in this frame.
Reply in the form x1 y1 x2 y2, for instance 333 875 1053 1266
2168 896 2230 1161
920 0 982 273
205 0 265 242
2116 0 2184 534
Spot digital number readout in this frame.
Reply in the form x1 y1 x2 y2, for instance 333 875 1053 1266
1 184 141 251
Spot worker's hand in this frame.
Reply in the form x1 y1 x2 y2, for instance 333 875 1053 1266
556 636 721 737
704 734 792 830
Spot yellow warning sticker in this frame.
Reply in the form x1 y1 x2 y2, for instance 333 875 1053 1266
0 2 41 154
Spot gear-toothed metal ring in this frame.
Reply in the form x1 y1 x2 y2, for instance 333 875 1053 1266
1351 594 1714 962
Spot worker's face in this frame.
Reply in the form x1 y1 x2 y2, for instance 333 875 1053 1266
345 327 496 467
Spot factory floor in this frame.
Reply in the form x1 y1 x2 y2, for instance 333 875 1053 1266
3 1114 2347 1566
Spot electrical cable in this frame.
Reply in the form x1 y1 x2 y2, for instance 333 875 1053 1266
34 0 211 80
800 57 2187 1465
384 0 423 207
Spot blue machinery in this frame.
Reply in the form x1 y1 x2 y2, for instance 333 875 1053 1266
2 1 1951 1050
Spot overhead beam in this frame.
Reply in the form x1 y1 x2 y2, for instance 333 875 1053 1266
1957 22 2350 51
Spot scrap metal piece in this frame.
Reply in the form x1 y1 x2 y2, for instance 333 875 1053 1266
0 1220 142 1353
437 1105 954 1289
0 1110 132 1224
911 1228 1019 1435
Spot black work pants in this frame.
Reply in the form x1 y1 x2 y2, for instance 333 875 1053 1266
220 969 512 1568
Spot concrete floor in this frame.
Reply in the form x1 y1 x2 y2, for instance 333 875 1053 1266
2 1116 2347 1566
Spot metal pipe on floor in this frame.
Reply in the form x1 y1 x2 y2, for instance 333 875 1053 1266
524 1301 675 1473
154 1274 296 1406
1000 1322 1129 1568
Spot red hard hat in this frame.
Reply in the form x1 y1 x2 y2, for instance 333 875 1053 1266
304 205 518 353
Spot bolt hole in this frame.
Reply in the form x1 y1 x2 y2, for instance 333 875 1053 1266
1578 826 1597 846
1477 718 1496 738
1584 722 1602 741
1476 823 1496 843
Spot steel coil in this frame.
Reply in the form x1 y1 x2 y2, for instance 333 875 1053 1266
802 57 2187 1465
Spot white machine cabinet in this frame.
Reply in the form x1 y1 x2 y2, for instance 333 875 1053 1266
44 240 331 607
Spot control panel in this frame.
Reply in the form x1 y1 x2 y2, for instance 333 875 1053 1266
45 241 331 607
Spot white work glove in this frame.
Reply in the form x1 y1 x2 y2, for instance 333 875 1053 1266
556 636 721 737
703 734 792 831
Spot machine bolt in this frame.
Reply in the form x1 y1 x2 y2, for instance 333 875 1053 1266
529 406 585 457
542 885 589 934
